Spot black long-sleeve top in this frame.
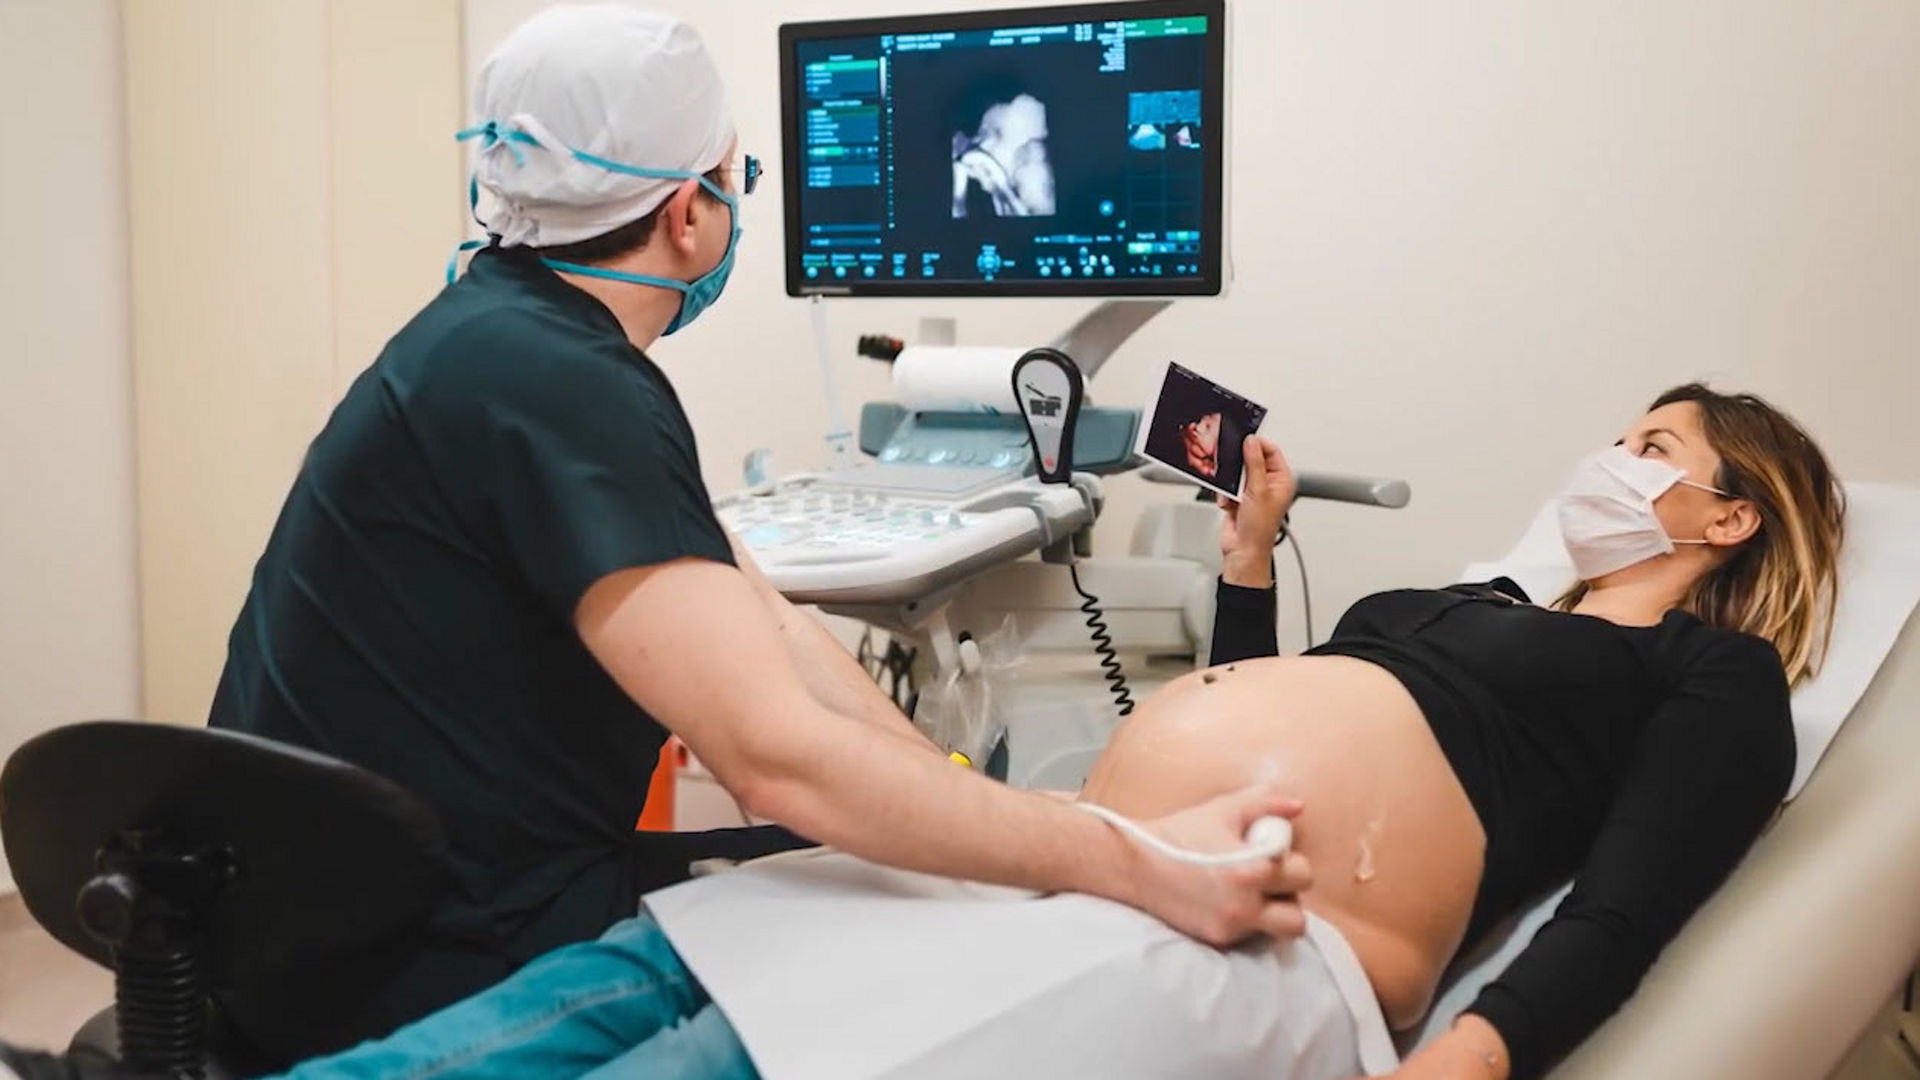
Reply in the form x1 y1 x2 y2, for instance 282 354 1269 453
1209 577 1794 1080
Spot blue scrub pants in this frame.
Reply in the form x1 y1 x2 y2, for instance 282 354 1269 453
280 914 758 1080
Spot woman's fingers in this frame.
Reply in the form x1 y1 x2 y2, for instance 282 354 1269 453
1260 438 1295 493
1247 436 1286 491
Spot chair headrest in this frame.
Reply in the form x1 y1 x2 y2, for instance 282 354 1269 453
0 721 449 981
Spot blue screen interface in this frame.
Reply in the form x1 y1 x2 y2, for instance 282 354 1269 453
791 14 1214 288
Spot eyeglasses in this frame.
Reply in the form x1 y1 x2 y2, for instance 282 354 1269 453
720 154 762 196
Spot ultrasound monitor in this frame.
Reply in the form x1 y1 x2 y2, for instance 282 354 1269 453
779 0 1226 297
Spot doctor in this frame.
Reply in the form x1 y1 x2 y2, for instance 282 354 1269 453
190 3 1311 1063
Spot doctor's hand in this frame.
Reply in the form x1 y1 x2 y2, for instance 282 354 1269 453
1124 782 1312 947
1217 436 1295 588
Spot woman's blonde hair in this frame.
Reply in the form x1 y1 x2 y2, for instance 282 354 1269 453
1558 384 1845 685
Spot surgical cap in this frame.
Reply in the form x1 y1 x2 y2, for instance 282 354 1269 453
469 4 734 248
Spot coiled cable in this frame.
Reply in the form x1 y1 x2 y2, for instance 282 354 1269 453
1068 563 1135 717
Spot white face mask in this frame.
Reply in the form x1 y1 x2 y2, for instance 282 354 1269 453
1556 445 1732 580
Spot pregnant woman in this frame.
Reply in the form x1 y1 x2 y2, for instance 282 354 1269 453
139 383 1837 1080
1082 381 1841 1077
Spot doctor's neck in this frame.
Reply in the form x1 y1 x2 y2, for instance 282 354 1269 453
555 268 682 351
1571 551 1711 628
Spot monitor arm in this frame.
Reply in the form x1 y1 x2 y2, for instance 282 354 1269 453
1047 299 1172 380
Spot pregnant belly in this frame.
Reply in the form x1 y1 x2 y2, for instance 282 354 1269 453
1078 654 1486 1028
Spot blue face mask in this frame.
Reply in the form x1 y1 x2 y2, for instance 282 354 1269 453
539 171 740 336
450 122 753 336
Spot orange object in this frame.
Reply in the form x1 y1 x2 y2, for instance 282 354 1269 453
636 737 684 831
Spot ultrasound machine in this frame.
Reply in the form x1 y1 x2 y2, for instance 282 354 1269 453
714 0 1407 786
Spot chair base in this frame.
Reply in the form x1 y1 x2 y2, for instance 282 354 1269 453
69 1005 271 1080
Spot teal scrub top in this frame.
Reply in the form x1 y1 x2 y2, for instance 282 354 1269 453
208 245 735 1058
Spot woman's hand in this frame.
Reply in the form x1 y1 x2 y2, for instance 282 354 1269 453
1363 1015 1510 1080
1217 435 1296 588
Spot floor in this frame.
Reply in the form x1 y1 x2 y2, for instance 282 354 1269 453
1 888 1915 1077
0 892 112 1052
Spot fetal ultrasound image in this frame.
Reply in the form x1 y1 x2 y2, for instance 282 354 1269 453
1140 363 1267 499
950 92 1058 219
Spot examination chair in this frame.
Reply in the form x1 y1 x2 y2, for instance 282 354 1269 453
0 721 449 1079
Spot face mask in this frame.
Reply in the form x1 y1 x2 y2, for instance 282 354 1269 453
537 173 739 336
1556 444 1732 579
449 123 747 335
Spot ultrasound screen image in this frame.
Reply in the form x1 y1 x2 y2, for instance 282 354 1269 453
951 93 1056 219
785 7 1221 293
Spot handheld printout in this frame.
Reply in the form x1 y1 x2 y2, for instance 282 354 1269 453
1135 361 1268 501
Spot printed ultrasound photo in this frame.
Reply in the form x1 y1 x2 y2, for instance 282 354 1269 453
1138 362 1268 500
950 91 1057 219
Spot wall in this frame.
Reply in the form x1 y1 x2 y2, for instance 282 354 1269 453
124 0 466 726
0 0 142 894
467 0 1920 652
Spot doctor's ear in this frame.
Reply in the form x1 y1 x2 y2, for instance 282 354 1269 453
1707 499 1763 547
659 178 704 256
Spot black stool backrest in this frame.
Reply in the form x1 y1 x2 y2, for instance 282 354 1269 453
0 721 447 1074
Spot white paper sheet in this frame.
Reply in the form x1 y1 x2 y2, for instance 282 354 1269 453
646 848 1398 1080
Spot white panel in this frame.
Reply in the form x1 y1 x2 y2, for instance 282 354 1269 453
124 1 462 727
124 0 335 726
0 0 142 894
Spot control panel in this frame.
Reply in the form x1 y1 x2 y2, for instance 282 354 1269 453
716 468 1095 605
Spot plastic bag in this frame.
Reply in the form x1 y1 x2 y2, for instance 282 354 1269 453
912 616 1026 771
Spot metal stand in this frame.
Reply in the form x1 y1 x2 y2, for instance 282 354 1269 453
1046 299 1171 379
809 295 856 468
76 832 235 1077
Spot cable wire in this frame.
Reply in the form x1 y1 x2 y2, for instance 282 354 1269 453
1074 802 1292 865
1068 563 1135 716
857 628 918 710
883 640 917 710
1282 520 1314 649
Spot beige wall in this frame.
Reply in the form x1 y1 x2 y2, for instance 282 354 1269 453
327 2 473 397
0 0 141 893
470 0 1920 651
125 0 465 725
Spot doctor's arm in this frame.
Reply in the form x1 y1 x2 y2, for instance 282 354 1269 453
723 528 935 751
576 556 1313 947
